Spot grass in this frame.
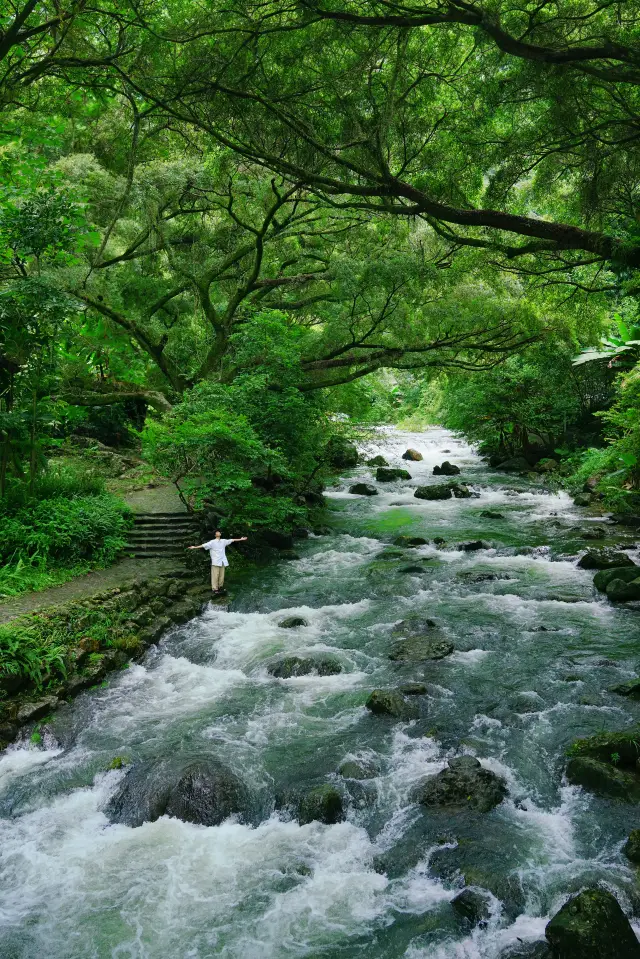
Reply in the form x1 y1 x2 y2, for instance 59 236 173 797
0 557 111 599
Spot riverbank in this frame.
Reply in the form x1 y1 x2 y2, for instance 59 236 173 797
2 427 640 959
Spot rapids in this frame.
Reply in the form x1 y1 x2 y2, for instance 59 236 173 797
2 427 640 958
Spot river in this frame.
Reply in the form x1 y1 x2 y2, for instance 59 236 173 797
1 427 640 958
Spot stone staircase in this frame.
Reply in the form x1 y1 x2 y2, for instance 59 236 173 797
124 512 200 559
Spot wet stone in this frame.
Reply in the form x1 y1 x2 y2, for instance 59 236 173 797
451 887 492 926
413 756 508 813
268 656 341 678
623 829 640 864
480 510 504 519
349 483 378 496
366 455 388 467
365 689 420 720
339 758 379 780
376 467 412 482
278 616 309 628
545 888 640 959
402 448 423 461
298 784 344 825
577 549 636 570
433 461 461 475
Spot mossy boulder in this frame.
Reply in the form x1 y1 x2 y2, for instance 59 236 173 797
573 492 593 507
389 618 454 661
609 679 640 699
299 784 344 824
414 483 455 500
367 455 388 467
545 888 640 958
339 758 379 780
565 730 640 802
365 689 420 720
496 456 530 472
593 566 640 592
393 535 429 547
106 758 252 828
402 448 423 461
607 577 640 602
349 483 378 496
413 756 507 813
577 549 636 571
624 829 640 864
278 616 309 628
433 461 461 475
500 943 550 959
376 467 411 482
268 656 342 679
481 510 505 519
326 437 359 469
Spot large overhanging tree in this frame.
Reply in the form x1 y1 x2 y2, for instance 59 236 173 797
87 0 640 281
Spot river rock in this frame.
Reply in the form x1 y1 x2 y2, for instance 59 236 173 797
573 492 593 507
456 540 491 552
500 943 551 959
610 679 640 698
106 758 251 828
415 481 471 500
577 549 636 570
399 682 427 695
593 566 640 592
537 458 559 473
481 510 504 519
390 618 454 661
399 564 426 574
414 756 507 813
607 577 640 602
339 758 379 780
365 689 419 720
451 887 492 926
496 456 530 472
16 697 59 724
377 467 411 482
298 783 344 824
545 888 640 958
268 656 342 678
278 616 308 628
581 526 606 540
349 483 378 496
433 461 461 475
623 829 640 864
393 536 429 547
402 448 423 461
367 455 388 467
565 729 640 802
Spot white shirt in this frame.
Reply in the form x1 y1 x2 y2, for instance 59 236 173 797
203 538 233 566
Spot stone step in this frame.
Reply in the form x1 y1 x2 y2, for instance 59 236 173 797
124 542 189 554
127 531 194 541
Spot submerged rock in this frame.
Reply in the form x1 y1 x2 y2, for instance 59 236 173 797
433 461 461 475
481 510 504 519
610 679 640 698
414 481 472 501
545 888 640 958
399 682 427 695
349 482 378 496
268 656 342 678
339 758 379 780
376 466 412 482
624 829 640 864
580 526 606 540
402 448 423 461
565 729 640 802
573 492 593 507
299 784 344 825
456 540 491 552
393 535 429 547
390 618 454 661
106 758 251 828
399 564 427 574
451 887 492 926
577 549 636 570
414 756 507 813
366 455 388 467
365 689 420 720
278 616 309 628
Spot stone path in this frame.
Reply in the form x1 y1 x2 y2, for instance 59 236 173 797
0 557 182 625
122 483 187 514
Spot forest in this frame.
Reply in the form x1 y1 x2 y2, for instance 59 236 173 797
2 3 640 958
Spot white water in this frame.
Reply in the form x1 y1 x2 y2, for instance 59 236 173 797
2 427 640 958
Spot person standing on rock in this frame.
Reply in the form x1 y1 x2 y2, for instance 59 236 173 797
188 531 247 594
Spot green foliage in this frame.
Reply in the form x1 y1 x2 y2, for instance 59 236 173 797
0 620 67 686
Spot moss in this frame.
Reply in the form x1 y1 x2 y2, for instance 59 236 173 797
29 731 42 745
566 729 640 767
106 756 129 770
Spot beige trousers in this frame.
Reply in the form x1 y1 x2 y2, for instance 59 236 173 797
211 565 225 590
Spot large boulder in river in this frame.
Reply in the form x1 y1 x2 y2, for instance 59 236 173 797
390 617 454 661
298 784 344 825
349 483 378 496
365 688 419 720
433 461 461 476
577 548 636 570
278 616 308 628
451 887 492 926
377 467 411 482
415 481 472 501
607 576 640 602
106 758 251 827
367 455 388 467
402 448 423 461
623 830 640 864
565 729 640 802
593 566 640 593
496 456 530 472
413 756 507 813
545 888 640 958
268 656 342 678
393 535 429 547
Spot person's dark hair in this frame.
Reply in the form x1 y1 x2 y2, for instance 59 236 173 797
214 529 222 534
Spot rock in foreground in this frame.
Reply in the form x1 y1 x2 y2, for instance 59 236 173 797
390 617 454 661
414 756 507 813
545 888 640 958
106 759 251 828
299 784 344 825
402 448 423 461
